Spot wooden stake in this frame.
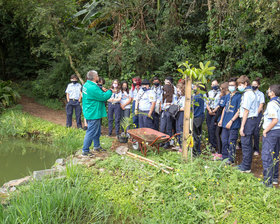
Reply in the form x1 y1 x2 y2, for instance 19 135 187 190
182 76 192 161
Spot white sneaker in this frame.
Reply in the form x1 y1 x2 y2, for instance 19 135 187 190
254 151 260 156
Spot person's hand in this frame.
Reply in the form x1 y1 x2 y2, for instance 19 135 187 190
226 120 233 129
102 87 107 92
121 105 125 110
148 112 152 118
135 109 138 115
239 127 245 137
218 121 222 127
263 130 267 137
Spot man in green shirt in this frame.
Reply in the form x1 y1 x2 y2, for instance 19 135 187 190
82 70 112 156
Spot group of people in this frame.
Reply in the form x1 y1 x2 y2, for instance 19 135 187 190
65 70 280 187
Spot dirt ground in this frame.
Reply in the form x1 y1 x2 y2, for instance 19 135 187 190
19 95 279 186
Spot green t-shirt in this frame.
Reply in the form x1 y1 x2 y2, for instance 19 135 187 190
82 80 112 120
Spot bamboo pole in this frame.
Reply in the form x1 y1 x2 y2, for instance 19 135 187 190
182 76 192 161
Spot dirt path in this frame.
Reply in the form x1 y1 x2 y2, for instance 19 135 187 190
20 95 69 127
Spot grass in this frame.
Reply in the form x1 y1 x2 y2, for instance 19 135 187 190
1 106 280 223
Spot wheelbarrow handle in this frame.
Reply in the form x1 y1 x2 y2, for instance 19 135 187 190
166 133 181 143
149 135 167 146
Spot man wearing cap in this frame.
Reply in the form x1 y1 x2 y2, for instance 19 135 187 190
65 74 82 128
135 79 156 129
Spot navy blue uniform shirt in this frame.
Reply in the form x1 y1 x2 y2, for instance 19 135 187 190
222 92 242 130
194 93 205 118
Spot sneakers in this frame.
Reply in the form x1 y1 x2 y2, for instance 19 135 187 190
253 151 260 156
81 151 94 157
273 179 279 185
94 147 106 152
237 165 251 173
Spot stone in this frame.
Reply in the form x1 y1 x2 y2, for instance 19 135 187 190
55 165 66 172
115 146 128 155
55 158 65 166
2 176 31 188
33 168 57 180
0 188 7 194
9 187 16 192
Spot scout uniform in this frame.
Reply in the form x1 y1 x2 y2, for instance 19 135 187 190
130 87 141 128
239 86 258 171
253 89 265 153
108 91 122 136
206 88 221 149
120 91 131 119
215 95 227 154
221 92 242 163
137 88 156 129
151 85 163 131
193 93 205 155
261 97 280 186
175 95 185 147
65 81 82 128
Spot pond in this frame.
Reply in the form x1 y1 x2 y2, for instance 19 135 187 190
0 138 61 186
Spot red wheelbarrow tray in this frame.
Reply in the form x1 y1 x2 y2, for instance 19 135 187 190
127 128 171 156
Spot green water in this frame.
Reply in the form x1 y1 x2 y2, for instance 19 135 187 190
0 138 60 186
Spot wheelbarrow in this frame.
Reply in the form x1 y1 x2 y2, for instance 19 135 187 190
127 128 180 156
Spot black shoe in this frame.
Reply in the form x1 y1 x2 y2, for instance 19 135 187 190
163 143 170 149
94 147 106 152
81 151 94 157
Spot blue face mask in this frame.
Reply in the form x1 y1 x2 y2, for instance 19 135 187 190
238 86 245 92
228 86 236 93
212 85 219 91
142 87 147 91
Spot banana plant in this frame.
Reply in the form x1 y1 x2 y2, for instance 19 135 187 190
177 61 215 161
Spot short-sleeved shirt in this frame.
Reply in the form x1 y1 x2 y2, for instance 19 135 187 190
263 97 280 130
151 85 163 101
130 88 141 100
108 91 122 103
207 89 221 109
194 93 205 118
176 96 185 109
120 91 131 109
217 95 227 122
222 92 242 130
65 83 82 100
254 89 265 109
137 89 156 111
239 87 258 118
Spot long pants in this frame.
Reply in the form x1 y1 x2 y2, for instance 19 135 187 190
176 111 184 146
139 110 154 129
193 116 204 155
215 126 223 154
153 112 160 131
160 111 173 140
221 128 239 163
240 117 258 170
261 129 280 185
253 112 263 152
108 103 121 136
206 111 217 149
132 101 139 128
120 108 130 132
66 100 82 128
82 119 101 152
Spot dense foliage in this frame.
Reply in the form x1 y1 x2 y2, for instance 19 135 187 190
1 0 280 99
0 80 20 111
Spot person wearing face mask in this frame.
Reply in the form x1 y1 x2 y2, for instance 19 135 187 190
206 80 221 151
151 77 162 131
236 75 258 173
65 74 83 128
135 79 156 129
251 77 265 156
261 85 280 187
130 77 142 128
214 82 229 157
218 77 242 164
120 81 132 126
192 84 205 156
107 79 122 136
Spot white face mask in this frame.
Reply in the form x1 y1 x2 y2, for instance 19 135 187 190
113 83 118 88
165 80 170 85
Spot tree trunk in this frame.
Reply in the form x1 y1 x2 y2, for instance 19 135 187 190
182 76 192 161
